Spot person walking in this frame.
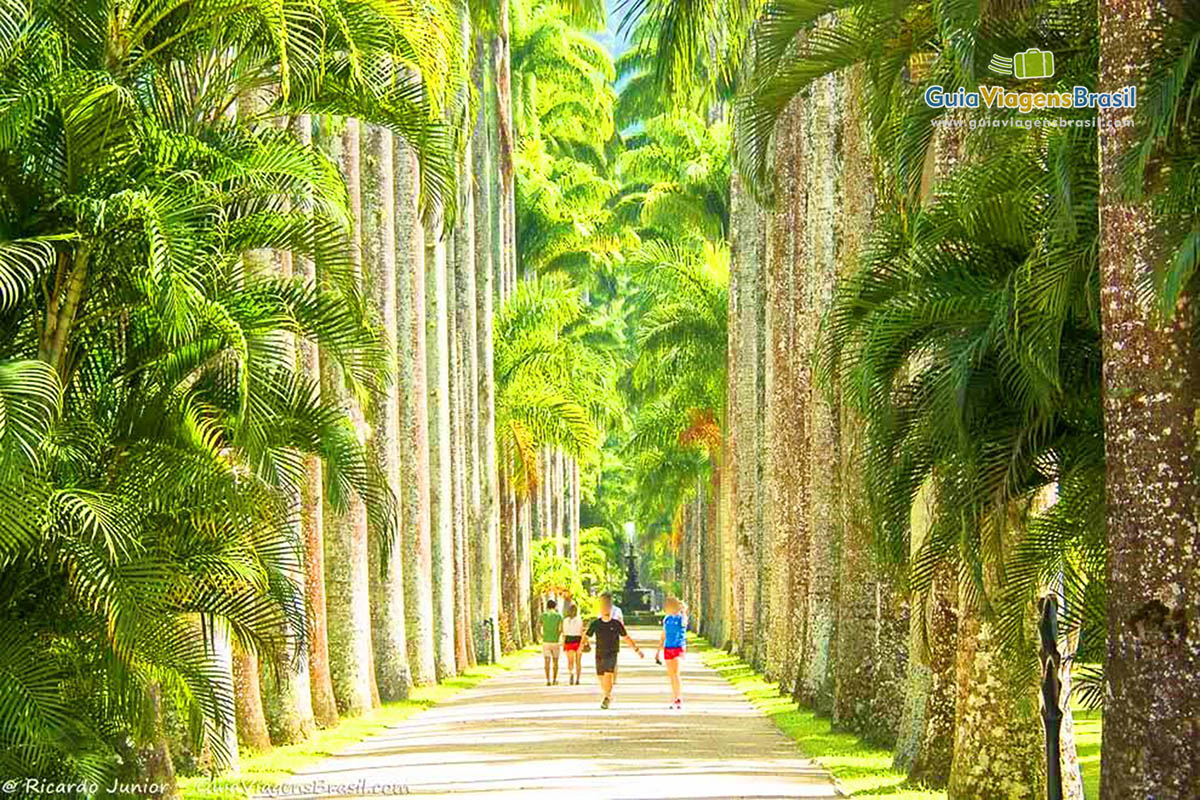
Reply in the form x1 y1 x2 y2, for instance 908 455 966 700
582 594 643 709
655 597 688 709
541 599 563 686
562 602 584 685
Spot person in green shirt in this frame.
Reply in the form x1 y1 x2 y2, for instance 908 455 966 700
540 599 564 686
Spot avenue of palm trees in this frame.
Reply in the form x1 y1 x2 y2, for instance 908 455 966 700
0 0 1197 798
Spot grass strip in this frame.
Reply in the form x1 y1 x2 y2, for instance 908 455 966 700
694 637 1103 799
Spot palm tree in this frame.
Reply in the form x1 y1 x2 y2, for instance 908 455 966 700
396 133 438 686
426 204 458 679
471 31 503 662
0 0 462 785
362 116 411 701
1097 2 1200 794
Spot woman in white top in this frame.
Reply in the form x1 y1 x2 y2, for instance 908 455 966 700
562 602 584 685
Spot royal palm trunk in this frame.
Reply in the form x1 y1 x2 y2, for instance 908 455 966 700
395 136 437 686
473 36 502 661
1098 1 1200 795
426 208 457 679
319 116 376 715
233 644 271 751
362 120 411 701
293 113 339 726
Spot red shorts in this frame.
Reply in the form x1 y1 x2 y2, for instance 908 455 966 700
663 647 684 660
564 641 580 652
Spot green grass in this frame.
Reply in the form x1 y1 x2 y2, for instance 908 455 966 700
180 646 537 800
1074 708 1101 799
693 637 943 799
696 637 1105 799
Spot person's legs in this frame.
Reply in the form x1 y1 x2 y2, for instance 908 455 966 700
551 647 560 683
667 657 681 700
573 650 582 682
544 653 551 685
599 671 613 704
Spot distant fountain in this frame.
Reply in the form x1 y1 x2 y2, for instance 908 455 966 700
620 540 652 612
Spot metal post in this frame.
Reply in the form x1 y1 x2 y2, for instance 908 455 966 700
1038 595 1064 800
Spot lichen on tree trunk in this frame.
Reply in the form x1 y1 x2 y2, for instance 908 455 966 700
319 116 377 716
1097 1 1200 796
395 135 437 687
362 119 410 702
232 643 272 752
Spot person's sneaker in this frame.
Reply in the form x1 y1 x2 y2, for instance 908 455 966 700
546 680 551 686
600 696 610 709
673 698 682 710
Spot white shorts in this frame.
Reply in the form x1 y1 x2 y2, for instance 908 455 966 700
543 643 561 657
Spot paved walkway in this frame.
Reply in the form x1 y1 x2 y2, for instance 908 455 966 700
279 628 840 799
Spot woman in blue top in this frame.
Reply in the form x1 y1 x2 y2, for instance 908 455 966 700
655 596 688 709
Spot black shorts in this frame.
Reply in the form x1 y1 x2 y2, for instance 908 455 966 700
564 635 581 645
595 653 618 675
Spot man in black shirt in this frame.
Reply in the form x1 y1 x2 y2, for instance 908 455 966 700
582 593 643 708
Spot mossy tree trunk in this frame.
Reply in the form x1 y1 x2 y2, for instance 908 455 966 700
395 136 437 687
232 644 271 752
908 567 958 786
948 579 1045 799
1098 1 1200 796
261 114 317 744
763 89 810 693
319 116 376 716
727 168 764 663
362 119 411 701
473 34 502 662
294 113 339 728
800 71 840 717
426 206 457 680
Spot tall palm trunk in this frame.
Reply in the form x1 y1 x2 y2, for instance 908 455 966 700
726 165 764 663
362 120 411 701
569 458 580 566
499 475 520 651
455 72 482 667
395 137 437 686
208 619 240 772
293 114 339 726
519 492 533 643
257 114 317 744
233 644 271 751
473 35 502 662
1098 1 1200 796
449 232 472 672
426 209 457 679
492 5 516 301
319 116 375 715
763 77 810 694
907 566 958 786
133 684 179 799
948 574 1045 798
798 71 841 716
900 110 969 785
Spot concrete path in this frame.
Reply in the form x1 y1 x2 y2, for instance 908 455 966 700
278 628 840 799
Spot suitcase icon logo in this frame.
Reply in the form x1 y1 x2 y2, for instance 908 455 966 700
989 49 1055 80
